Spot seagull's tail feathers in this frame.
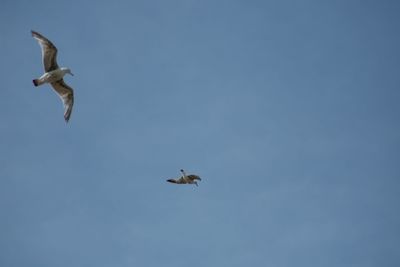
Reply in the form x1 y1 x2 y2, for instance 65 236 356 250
32 79 41 87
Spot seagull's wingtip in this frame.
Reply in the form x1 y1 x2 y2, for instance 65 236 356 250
64 114 71 123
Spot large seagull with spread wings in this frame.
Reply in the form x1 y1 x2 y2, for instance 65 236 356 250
31 30 74 122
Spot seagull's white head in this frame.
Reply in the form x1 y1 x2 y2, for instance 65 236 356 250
61 67 74 76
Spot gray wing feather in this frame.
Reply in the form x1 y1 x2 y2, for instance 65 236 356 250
187 175 201 181
31 30 59 72
51 80 74 122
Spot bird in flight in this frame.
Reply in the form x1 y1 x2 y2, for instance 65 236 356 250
167 169 202 187
31 30 74 122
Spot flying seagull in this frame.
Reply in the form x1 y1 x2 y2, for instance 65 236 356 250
167 169 202 187
31 30 74 122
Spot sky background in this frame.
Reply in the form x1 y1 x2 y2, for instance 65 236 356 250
1 0 400 266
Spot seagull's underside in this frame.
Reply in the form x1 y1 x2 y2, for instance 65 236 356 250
31 30 74 122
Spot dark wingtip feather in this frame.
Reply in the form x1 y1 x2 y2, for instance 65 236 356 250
31 30 39 37
64 115 70 123
64 105 72 123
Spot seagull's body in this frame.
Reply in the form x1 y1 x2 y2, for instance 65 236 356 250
31 30 74 122
167 169 202 187
33 67 72 86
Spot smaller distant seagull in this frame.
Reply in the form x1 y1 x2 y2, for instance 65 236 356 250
31 30 74 122
167 169 202 187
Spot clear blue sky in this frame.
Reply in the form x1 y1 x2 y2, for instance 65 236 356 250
1 0 400 266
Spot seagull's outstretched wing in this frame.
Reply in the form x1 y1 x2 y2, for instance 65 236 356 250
187 174 201 181
51 80 74 122
31 30 59 72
